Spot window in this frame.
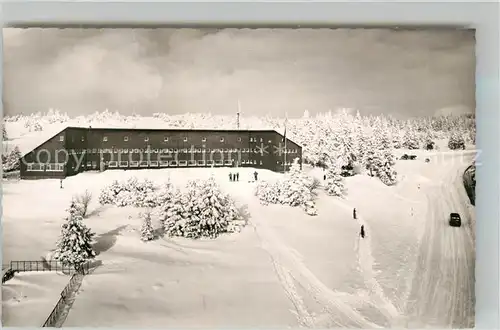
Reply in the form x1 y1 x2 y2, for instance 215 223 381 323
159 161 169 167
108 161 118 168
130 161 139 167
164 137 169 142
139 161 149 167
237 137 242 142
86 162 92 168
119 161 128 167
170 160 178 167
220 137 225 142
92 161 97 169
268 140 272 143
59 135 64 142
260 138 263 142
202 137 207 142
179 160 187 166
124 136 129 141
150 161 159 167
174 148 178 153
224 160 233 166
183 137 188 142
55 163 65 172
188 160 197 166
197 160 205 166
103 136 108 142
260 160 263 165
215 160 223 166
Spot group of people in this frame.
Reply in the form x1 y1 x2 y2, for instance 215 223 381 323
229 171 259 182
229 172 240 182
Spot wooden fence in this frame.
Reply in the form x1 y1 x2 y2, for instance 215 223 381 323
42 273 84 327
9 260 91 275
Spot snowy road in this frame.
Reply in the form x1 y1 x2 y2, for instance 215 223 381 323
406 155 475 328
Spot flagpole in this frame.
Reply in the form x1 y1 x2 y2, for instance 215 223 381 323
283 113 287 173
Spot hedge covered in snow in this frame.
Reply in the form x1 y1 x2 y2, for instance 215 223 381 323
160 176 245 239
98 177 159 208
255 159 318 216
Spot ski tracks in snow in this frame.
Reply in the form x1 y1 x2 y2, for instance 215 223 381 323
249 213 380 328
332 199 401 325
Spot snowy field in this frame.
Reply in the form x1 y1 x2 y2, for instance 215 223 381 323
2 272 70 326
2 112 476 327
3 152 473 327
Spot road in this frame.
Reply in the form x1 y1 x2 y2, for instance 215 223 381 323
405 153 475 328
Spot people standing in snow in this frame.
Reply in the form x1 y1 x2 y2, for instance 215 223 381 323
235 172 239 181
360 225 365 238
229 173 233 182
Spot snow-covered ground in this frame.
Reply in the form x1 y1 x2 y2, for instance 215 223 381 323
2 113 476 327
2 272 70 326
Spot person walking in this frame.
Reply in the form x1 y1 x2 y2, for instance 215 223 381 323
360 225 365 239
235 172 239 181
254 171 258 181
353 208 357 220
229 173 233 182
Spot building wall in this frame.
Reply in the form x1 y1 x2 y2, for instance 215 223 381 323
20 129 68 179
21 127 303 179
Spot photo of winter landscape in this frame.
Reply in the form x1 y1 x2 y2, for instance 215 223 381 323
2 28 476 328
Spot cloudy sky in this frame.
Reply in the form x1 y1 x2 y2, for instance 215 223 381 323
3 28 475 118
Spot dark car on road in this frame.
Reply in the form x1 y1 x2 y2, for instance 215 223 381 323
449 213 462 227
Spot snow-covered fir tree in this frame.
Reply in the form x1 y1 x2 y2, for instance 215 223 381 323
283 158 317 215
378 149 398 186
54 202 96 267
2 145 21 172
2 124 7 141
162 177 244 239
402 125 420 150
448 131 466 150
324 156 346 198
140 209 155 241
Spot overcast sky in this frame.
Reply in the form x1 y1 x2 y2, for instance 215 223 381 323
3 28 475 118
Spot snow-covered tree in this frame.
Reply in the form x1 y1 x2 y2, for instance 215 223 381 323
2 124 7 141
162 177 245 239
54 202 96 267
378 149 398 186
256 158 317 216
402 126 420 150
140 209 155 241
324 157 346 198
448 131 466 150
2 145 21 172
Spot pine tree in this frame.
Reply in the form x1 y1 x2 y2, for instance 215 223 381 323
378 149 398 186
140 209 155 241
324 157 346 198
402 125 420 150
2 124 7 141
55 202 96 267
448 131 466 150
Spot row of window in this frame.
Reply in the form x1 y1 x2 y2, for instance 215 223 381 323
26 163 65 172
25 159 295 173
60 135 282 144
70 148 300 155
105 159 294 168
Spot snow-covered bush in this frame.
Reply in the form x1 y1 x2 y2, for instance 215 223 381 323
161 177 245 239
98 177 160 208
54 202 96 267
448 131 466 150
2 145 21 172
72 189 92 218
140 209 155 241
255 158 317 216
324 159 347 197
402 129 420 150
